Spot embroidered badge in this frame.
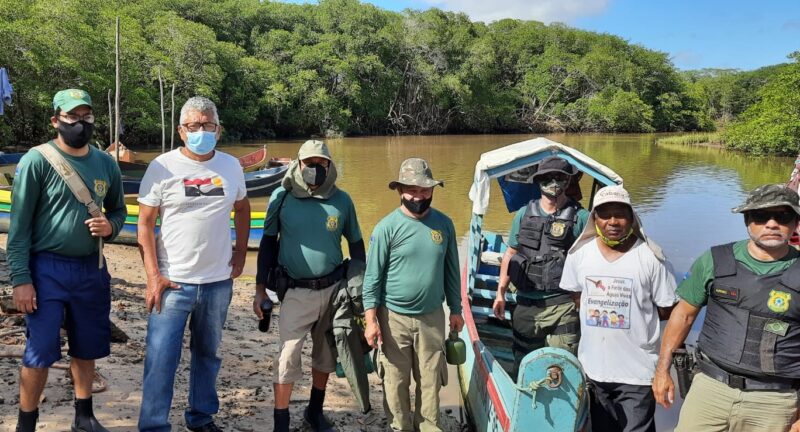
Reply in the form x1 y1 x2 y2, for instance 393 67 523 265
326 215 339 231
431 230 443 244
764 319 790 336
94 179 107 197
550 221 566 238
768 290 791 314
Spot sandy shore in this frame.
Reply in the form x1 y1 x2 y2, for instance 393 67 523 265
0 235 466 432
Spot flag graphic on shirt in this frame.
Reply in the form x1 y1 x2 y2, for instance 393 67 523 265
183 176 225 196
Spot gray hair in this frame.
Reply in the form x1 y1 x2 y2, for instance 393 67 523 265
179 96 219 124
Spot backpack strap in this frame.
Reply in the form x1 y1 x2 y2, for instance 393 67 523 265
32 143 104 268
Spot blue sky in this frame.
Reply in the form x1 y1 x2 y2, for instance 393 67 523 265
281 0 800 71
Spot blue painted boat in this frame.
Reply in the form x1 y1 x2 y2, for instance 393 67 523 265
459 137 623 432
0 189 267 250
0 152 24 165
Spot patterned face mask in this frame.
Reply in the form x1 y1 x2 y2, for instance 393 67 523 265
539 178 568 199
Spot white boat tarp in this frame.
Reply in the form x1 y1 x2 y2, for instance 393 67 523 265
468 137 623 215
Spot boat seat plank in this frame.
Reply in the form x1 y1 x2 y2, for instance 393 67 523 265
471 288 517 303
471 305 511 321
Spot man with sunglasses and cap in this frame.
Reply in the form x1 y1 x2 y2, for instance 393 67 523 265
560 185 677 432
363 158 463 432
9 89 126 432
255 140 365 432
492 156 589 375
653 184 800 432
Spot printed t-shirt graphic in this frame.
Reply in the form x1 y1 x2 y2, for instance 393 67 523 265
183 176 225 196
583 276 633 329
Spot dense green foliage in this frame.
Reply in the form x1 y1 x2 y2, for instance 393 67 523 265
0 0 718 148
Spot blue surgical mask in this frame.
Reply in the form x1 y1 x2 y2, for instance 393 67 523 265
185 131 217 155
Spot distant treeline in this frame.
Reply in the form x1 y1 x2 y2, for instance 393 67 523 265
0 0 796 154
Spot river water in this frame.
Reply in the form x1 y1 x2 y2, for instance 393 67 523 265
138 133 793 430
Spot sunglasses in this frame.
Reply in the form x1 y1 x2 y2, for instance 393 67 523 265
748 210 797 225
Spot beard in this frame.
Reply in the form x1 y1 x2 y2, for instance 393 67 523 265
748 226 790 249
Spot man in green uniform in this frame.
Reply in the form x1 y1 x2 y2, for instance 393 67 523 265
254 140 365 432
9 89 126 432
653 184 800 432
492 156 589 374
363 158 463 432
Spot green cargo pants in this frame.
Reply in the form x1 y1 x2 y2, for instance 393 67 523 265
377 306 447 432
511 299 579 377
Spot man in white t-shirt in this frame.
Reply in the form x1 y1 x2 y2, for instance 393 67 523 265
560 185 677 432
137 96 250 432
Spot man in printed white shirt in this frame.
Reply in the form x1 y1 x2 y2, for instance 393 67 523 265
560 185 677 432
137 96 250 432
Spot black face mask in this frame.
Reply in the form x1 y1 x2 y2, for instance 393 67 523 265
57 120 94 149
302 164 328 186
401 197 432 215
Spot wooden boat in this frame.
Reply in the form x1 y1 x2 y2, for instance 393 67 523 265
245 164 289 197
0 189 266 250
106 142 137 163
460 137 623 432
0 152 24 164
239 145 268 172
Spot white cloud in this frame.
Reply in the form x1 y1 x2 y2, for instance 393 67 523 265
420 0 611 24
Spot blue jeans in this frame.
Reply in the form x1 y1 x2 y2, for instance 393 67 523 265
138 279 233 432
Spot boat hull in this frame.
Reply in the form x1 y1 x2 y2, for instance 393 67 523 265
0 189 266 250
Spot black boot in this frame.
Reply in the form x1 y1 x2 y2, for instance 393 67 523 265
274 408 290 432
304 387 335 432
71 397 109 432
16 408 38 432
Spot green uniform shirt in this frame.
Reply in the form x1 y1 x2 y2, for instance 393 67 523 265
507 201 590 300
8 141 126 286
677 240 800 307
265 186 362 280
363 207 462 315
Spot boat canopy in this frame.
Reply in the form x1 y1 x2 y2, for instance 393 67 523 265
468 138 623 215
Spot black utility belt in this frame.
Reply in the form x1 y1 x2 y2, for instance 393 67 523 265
698 357 800 391
516 292 573 308
287 264 345 290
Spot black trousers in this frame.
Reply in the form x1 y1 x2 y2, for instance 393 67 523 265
589 379 656 432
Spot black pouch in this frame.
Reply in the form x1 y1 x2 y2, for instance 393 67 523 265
508 253 531 292
274 267 290 302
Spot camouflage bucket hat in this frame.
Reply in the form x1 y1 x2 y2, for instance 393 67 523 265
732 184 800 216
389 158 444 190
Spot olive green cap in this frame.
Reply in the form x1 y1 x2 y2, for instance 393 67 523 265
732 184 800 216
298 139 332 161
53 89 92 113
389 158 444 189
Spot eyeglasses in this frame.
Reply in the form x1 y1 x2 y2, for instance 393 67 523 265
59 113 95 124
748 210 797 225
181 122 218 132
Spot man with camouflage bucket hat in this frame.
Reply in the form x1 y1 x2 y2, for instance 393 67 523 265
654 184 800 432
255 140 365 432
363 158 463 431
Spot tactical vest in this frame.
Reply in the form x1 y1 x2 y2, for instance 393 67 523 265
508 199 579 293
698 242 800 379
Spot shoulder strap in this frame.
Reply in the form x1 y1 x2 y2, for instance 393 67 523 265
32 143 102 218
780 255 800 290
525 199 541 217
710 242 737 278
